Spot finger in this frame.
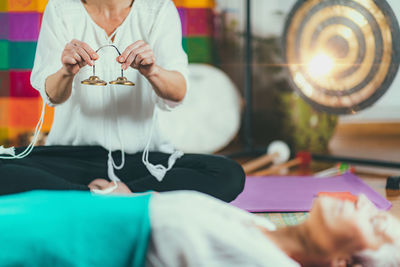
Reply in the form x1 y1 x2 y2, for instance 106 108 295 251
133 52 154 69
79 41 99 60
73 52 88 68
72 52 82 64
124 51 138 70
75 46 93 66
140 57 155 66
119 40 146 63
137 52 155 66
124 47 151 70
71 39 98 60
63 55 78 65
70 39 80 46
65 42 76 51
77 60 86 68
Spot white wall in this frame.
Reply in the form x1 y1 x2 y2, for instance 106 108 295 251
217 0 400 122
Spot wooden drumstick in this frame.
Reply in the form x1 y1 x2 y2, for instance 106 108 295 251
252 151 312 176
242 152 279 174
242 141 291 174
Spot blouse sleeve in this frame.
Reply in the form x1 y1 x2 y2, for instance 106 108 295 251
147 191 300 267
30 0 69 107
149 1 189 111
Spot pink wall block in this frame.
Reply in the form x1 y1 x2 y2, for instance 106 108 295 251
186 8 214 36
9 71 39 97
9 12 41 41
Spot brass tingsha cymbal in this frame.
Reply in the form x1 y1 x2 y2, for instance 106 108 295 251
81 44 135 87
81 76 107 86
283 0 400 114
109 76 135 86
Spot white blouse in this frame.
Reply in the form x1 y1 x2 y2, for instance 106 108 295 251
147 191 300 267
31 0 189 154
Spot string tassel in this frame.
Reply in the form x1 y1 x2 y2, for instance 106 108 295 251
91 158 120 195
0 146 16 156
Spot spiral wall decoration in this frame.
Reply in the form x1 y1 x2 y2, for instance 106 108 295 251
283 0 400 114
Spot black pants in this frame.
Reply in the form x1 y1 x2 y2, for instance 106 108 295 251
0 146 245 202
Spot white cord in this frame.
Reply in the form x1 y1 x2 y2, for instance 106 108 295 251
91 180 119 195
109 85 126 171
142 107 184 182
104 82 124 185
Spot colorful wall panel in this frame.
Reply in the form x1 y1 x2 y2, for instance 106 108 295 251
0 0 52 146
175 0 216 64
0 0 216 146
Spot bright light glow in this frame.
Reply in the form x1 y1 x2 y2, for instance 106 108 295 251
294 73 314 97
308 53 334 77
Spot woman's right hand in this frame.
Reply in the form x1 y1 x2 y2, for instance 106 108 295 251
61 39 99 75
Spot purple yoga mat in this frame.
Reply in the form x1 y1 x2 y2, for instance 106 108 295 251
230 173 392 212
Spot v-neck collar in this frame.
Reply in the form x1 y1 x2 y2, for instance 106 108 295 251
80 0 137 43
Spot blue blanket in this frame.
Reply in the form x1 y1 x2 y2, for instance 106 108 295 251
0 190 152 267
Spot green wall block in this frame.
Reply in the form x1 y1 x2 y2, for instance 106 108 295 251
9 42 37 70
183 37 213 64
182 38 188 53
0 41 9 70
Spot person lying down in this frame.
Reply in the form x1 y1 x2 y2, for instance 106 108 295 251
0 190 398 267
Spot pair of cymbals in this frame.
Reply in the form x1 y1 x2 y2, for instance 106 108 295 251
81 76 135 86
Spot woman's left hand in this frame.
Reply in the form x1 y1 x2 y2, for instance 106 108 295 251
117 40 158 77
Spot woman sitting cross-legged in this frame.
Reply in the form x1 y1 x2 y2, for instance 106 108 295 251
0 0 245 202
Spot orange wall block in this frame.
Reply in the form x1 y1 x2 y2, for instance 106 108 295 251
8 97 40 128
37 0 48 12
8 0 49 12
0 98 9 127
173 0 215 8
41 103 54 132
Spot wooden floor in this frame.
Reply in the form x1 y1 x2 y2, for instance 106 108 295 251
328 122 400 218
